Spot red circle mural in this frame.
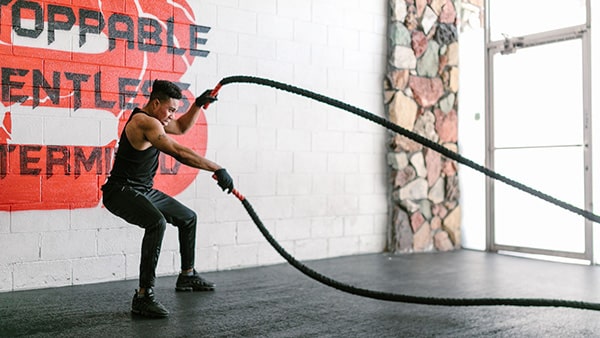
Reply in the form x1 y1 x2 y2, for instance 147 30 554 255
0 0 209 211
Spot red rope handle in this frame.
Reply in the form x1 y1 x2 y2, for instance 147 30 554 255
212 174 245 201
202 82 223 109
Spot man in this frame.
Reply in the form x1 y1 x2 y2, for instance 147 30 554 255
101 80 234 318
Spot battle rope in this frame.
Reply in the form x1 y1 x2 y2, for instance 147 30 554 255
208 75 600 310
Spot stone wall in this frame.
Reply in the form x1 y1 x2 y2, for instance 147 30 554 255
384 0 463 253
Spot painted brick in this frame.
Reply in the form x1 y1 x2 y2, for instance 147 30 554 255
238 126 277 151
373 214 388 235
276 0 311 21
344 173 381 194
217 54 258 77
344 215 375 236
276 174 312 195
327 68 360 90
44 117 102 146
0 212 9 233
359 234 387 253
41 230 96 260
217 244 258 270
358 194 388 214
193 198 217 223
205 221 237 246
277 40 311 64
328 153 359 173
249 196 294 219
328 236 360 257
240 0 276 14
257 60 294 84
125 253 141 280
72 255 126 285
292 195 328 217
293 106 328 131
328 26 360 48
359 153 387 174
257 103 294 129
187 3 217 27
258 242 285 265
155 251 176 277
216 100 257 127
257 151 294 174
327 107 359 132
0 264 12 292
311 216 344 238
195 246 219 272
275 218 310 241
294 21 327 45
97 227 143 256
209 29 239 55
207 125 239 150
9 115 44 144
238 173 277 196
0 233 40 265
312 131 345 153
257 13 294 40
71 207 126 230
293 65 328 91
10 209 69 233
344 132 377 153
276 129 311 152
312 174 345 195
327 194 359 215
216 150 257 174
295 238 328 260
239 34 277 60
217 7 257 34
13 260 72 291
237 220 264 245
313 2 344 27
215 197 248 223
161 225 182 252
293 152 328 174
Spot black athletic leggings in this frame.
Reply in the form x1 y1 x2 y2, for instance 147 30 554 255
102 184 197 288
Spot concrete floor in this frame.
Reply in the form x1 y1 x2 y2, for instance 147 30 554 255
2 250 600 337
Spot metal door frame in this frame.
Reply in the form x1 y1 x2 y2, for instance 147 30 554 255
484 1 593 261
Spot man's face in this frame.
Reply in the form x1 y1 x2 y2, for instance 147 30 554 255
154 98 180 126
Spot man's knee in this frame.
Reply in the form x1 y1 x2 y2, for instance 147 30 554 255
148 217 168 233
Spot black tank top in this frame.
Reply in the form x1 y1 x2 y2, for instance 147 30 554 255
105 108 160 189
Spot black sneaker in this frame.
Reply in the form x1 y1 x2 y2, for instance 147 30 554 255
175 270 215 292
131 288 169 318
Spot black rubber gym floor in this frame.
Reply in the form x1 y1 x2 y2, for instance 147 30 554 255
2 250 600 337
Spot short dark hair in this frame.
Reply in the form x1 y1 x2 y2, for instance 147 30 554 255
149 80 183 102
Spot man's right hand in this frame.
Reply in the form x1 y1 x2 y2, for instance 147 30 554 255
214 168 234 193
195 90 218 107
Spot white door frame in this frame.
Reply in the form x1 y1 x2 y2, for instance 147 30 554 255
484 1 593 261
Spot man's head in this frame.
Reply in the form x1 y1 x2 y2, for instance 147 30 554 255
149 80 183 102
147 80 182 126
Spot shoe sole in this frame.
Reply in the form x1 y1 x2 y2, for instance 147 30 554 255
131 309 169 318
175 286 215 292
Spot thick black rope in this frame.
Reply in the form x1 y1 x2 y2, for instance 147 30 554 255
209 75 600 310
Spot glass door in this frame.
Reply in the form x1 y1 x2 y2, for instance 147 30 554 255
486 0 592 261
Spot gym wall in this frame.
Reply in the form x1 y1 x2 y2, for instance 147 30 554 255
0 0 388 291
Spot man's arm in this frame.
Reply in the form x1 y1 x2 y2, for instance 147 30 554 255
144 117 220 171
165 90 216 135
164 103 202 135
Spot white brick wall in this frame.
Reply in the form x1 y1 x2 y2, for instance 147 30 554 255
0 0 388 292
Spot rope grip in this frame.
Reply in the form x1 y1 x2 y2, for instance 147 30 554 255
211 173 245 201
202 82 223 109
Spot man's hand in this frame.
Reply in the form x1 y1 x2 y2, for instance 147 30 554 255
195 89 218 107
214 168 234 193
